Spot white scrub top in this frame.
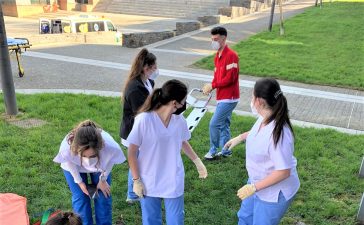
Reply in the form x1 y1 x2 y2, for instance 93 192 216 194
245 116 300 203
127 111 191 198
54 130 126 183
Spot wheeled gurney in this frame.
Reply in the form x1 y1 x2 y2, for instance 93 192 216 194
7 38 31 77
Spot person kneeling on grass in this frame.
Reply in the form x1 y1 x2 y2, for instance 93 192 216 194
225 78 300 225
45 211 82 225
127 79 208 225
53 120 126 225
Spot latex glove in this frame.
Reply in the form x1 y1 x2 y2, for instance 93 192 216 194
224 135 243 150
97 180 111 198
237 184 256 200
133 178 145 198
193 157 208 179
202 83 213 95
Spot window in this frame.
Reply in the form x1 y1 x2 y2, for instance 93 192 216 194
106 21 116 31
88 21 105 32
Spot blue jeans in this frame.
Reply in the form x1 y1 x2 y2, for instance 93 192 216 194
208 101 238 154
63 170 112 225
140 195 184 225
237 191 294 225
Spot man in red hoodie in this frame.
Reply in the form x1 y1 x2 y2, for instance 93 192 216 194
202 26 240 160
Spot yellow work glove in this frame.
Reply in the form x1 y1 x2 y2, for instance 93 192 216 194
224 135 243 150
193 157 208 179
202 83 213 95
133 178 145 198
237 184 256 200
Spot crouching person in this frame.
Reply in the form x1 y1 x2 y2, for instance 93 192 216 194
54 120 126 225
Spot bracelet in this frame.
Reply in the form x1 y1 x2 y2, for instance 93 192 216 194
132 177 140 181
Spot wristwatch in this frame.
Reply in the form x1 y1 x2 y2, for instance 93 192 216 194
99 173 107 182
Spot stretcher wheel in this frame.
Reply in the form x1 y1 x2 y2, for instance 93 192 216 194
19 70 24 78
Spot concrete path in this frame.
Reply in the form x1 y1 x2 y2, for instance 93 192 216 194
2 0 363 134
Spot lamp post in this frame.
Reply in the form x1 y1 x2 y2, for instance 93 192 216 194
0 4 18 115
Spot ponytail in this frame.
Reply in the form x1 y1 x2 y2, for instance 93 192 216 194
138 88 163 113
268 94 294 147
254 78 294 147
138 79 187 114
123 48 156 96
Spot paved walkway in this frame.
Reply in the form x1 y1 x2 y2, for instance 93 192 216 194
3 0 364 134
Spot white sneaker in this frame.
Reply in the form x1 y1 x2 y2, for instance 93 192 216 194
204 152 216 160
126 198 140 204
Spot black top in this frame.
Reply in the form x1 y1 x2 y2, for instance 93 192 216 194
120 77 155 140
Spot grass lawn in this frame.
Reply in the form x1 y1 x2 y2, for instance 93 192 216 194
1 93 364 225
194 1 364 90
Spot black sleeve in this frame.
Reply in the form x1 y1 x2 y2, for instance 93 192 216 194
150 79 155 88
127 90 149 114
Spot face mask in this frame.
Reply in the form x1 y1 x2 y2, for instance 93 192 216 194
149 69 159 80
82 157 98 167
250 100 258 116
173 101 186 115
211 41 220 51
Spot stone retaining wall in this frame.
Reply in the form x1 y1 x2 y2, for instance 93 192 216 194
122 31 175 48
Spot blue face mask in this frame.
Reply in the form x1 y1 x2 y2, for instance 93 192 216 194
250 100 258 116
173 102 186 115
211 40 220 50
149 69 159 80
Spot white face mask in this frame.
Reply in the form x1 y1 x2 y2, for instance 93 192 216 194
82 157 98 167
149 69 159 80
250 100 259 116
211 41 220 51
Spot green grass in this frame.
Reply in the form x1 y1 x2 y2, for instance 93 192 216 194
1 93 364 225
194 1 364 90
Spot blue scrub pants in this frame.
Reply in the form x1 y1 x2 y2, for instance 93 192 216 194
237 191 294 225
208 102 238 155
127 169 139 200
140 195 184 225
63 170 112 225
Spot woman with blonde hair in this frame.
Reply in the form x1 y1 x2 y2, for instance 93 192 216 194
54 120 126 225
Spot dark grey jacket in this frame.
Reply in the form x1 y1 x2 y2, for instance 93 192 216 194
120 77 155 140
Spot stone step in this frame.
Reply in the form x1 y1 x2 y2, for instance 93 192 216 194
106 6 220 18
97 0 229 18
106 3 224 11
106 9 188 18
106 6 218 14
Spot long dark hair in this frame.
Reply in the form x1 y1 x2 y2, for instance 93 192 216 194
254 78 294 147
139 79 187 113
123 48 156 95
45 211 82 225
